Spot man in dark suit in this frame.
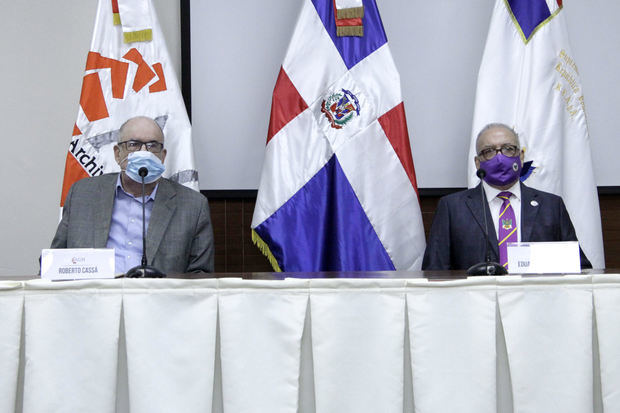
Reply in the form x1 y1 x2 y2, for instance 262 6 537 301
422 123 590 271
51 116 214 274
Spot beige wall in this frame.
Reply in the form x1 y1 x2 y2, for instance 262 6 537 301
0 0 181 276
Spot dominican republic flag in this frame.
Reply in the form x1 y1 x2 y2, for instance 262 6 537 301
59 0 198 207
468 0 605 268
251 0 425 272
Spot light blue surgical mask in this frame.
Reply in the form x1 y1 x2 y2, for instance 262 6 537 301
124 151 165 184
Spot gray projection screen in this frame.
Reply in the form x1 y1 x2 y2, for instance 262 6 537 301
186 0 620 191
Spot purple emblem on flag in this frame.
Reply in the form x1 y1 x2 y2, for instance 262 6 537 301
507 0 552 41
520 160 535 181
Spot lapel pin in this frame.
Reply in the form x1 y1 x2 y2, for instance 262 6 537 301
531 200 539 207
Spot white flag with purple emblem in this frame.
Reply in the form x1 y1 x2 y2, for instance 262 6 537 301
251 0 425 272
468 0 605 268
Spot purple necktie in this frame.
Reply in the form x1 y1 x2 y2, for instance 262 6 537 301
497 191 517 269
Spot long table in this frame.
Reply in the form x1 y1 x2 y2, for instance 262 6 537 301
1 274 619 413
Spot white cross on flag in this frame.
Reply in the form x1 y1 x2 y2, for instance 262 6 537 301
251 0 425 272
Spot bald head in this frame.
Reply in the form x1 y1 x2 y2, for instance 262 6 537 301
119 116 164 144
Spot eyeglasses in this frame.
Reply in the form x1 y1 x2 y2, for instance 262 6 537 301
118 140 164 153
477 144 519 161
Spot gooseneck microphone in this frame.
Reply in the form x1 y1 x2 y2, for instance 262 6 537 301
126 167 166 278
466 169 508 276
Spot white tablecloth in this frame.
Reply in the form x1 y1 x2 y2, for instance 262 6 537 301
1 275 618 413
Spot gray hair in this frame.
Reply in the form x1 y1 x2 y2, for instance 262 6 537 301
475 123 520 152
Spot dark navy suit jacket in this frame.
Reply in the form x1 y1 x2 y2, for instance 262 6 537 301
422 183 591 270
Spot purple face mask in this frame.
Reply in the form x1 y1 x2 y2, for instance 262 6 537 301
479 153 522 187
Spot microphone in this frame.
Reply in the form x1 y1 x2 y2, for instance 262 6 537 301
466 169 508 276
126 166 166 278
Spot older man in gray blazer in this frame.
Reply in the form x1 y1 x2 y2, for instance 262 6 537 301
51 116 214 274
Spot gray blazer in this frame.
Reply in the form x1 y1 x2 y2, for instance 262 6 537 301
51 173 214 274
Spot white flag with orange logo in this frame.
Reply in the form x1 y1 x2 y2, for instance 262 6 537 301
60 0 197 207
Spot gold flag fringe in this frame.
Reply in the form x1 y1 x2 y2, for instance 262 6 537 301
337 26 364 37
112 13 121 26
336 6 364 19
123 29 153 44
251 230 283 272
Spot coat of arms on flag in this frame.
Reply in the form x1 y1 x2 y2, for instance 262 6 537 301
251 0 426 272
60 0 197 207
321 89 361 129
468 0 605 268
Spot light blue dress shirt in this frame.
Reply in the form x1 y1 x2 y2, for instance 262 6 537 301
106 175 158 274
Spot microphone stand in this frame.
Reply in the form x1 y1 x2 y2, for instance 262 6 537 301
126 167 166 278
466 169 508 276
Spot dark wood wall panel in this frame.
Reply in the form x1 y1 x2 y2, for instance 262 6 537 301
600 194 620 268
209 199 273 273
209 194 620 271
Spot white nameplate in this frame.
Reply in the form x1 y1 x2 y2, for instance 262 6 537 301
41 249 115 280
507 241 580 274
